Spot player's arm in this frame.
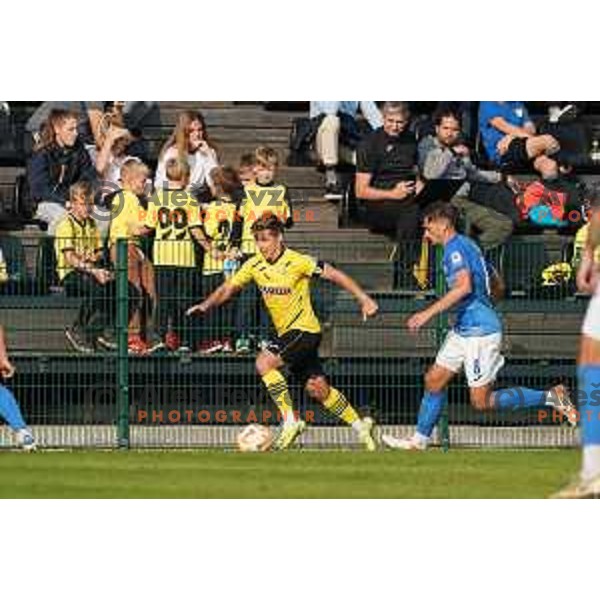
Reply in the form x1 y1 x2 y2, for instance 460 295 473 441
488 265 506 303
187 259 253 317
0 325 15 379
576 248 599 294
407 269 472 332
186 281 241 317
321 263 378 320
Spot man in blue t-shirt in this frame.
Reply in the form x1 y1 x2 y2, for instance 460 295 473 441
382 201 576 451
479 101 560 179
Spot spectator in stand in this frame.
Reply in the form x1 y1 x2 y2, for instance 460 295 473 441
54 182 115 353
355 101 423 286
419 108 517 254
197 167 244 354
154 111 218 202
238 153 256 185
479 101 561 179
310 101 383 198
108 159 161 355
143 159 206 352
28 109 97 234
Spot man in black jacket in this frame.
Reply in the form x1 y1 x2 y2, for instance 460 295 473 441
28 109 97 233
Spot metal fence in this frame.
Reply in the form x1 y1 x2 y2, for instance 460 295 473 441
0 233 585 449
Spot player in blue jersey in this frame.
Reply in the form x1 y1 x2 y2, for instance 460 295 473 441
0 325 36 451
383 201 576 451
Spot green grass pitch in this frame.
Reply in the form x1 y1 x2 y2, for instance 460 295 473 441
0 449 578 498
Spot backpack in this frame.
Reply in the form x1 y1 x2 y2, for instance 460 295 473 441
516 180 568 227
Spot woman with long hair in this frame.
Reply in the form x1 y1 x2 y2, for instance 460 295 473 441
154 110 218 201
28 109 97 233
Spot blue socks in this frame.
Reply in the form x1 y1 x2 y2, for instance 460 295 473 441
416 391 445 438
0 384 26 431
578 365 600 446
493 387 547 410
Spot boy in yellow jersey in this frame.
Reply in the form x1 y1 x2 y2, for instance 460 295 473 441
234 147 293 352
197 166 243 354
188 215 380 451
108 158 160 355
54 182 115 353
143 159 205 352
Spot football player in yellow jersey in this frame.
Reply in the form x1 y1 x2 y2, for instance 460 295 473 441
143 159 205 352
108 158 159 355
188 215 380 451
54 181 115 353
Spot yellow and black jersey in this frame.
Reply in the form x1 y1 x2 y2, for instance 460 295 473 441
239 181 292 255
54 213 103 282
230 247 324 336
145 188 202 268
108 189 146 246
202 198 238 275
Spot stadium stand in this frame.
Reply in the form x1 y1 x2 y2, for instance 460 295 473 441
0 101 599 449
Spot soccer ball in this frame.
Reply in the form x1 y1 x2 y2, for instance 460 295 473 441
236 424 274 453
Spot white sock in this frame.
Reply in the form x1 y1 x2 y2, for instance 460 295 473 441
581 445 600 480
351 420 363 433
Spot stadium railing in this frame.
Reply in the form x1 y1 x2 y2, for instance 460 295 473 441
0 236 583 450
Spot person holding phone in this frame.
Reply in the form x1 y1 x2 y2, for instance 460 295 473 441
355 101 424 286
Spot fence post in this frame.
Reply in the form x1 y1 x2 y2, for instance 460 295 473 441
116 238 130 449
435 244 450 452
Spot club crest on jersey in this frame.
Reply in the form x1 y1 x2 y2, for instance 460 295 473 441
451 252 462 264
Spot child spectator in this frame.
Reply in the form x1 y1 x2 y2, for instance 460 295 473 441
54 182 115 353
108 159 160 355
197 167 244 354
143 159 206 352
238 153 256 186
28 109 97 233
233 147 293 352
155 111 218 202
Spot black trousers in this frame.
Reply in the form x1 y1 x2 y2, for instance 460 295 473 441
155 266 203 344
62 271 116 338
362 199 423 288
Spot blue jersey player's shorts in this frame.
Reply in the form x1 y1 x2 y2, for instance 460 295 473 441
436 331 505 388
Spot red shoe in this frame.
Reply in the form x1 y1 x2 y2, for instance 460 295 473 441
165 331 181 352
198 339 223 355
128 334 148 355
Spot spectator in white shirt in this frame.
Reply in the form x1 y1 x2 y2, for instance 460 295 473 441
154 111 218 202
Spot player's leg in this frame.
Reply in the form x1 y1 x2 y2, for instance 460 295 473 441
256 343 304 450
0 384 36 450
383 363 456 450
304 374 377 451
554 334 600 498
384 331 463 450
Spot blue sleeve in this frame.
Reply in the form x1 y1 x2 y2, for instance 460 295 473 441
445 246 470 282
478 102 500 129
520 102 532 126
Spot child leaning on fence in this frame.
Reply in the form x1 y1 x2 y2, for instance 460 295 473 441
54 181 116 353
196 166 244 355
143 159 207 352
108 158 160 355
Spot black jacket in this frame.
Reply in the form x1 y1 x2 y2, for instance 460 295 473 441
28 140 97 205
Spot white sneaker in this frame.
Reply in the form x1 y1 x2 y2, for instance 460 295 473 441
382 433 428 451
545 384 577 427
551 474 600 499
16 429 37 452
